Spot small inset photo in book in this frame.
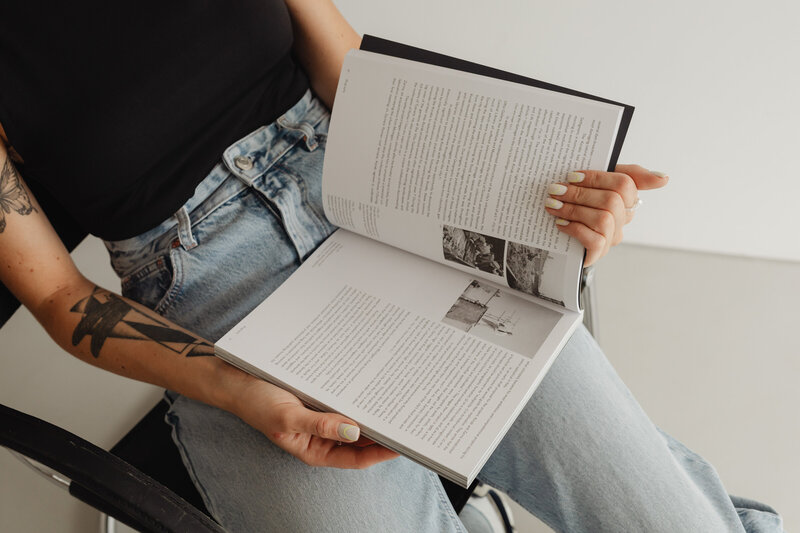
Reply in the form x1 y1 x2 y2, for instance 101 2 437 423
442 280 561 358
442 225 506 276
505 242 567 307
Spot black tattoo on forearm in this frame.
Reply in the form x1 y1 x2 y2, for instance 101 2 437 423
0 158 37 233
70 286 214 358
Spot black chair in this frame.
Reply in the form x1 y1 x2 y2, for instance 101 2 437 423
0 178 478 532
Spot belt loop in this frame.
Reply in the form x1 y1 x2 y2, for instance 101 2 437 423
277 116 318 151
175 206 198 250
300 122 319 151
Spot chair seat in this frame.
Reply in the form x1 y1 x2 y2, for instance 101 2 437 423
110 399 211 518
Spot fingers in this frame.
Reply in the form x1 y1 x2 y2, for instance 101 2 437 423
551 218 608 267
544 165 668 265
546 202 616 237
241 382 398 470
546 181 625 259
276 405 399 468
548 181 634 228
545 203 616 266
316 440 400 469
614 164 669 190
546 183 625 215
563 170 639 208
287 404 361 443
566 166 668 202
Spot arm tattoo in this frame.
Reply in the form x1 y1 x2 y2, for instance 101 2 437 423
0 158 37 233
70 286 214 359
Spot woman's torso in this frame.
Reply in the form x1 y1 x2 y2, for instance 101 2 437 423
0 1 309 240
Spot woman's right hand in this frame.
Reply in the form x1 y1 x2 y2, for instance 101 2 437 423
232 374 399 468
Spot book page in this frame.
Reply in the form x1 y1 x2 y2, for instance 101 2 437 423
323 50 624 311
216 230 582 486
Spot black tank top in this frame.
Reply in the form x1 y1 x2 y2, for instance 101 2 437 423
0 1 309 240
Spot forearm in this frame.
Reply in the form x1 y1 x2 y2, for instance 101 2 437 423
35 279 254 414
285 0 361 109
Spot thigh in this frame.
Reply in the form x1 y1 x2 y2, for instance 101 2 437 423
478 325 748 533
166 392 463 533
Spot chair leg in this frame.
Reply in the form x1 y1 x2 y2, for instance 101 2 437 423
99 513 116 533
6 449 71 489
581 266 599 336
8 448 117 533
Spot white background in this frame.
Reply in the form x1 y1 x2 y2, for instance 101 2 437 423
337 0 800 262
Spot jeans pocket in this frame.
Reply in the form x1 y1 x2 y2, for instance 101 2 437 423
120 249 180 312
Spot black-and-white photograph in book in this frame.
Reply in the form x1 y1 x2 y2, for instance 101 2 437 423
505 242 567 307
442 225 506 276
441 280 561 359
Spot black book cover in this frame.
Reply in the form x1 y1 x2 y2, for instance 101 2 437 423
359 34 633 172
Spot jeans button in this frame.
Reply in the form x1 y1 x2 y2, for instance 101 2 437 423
234 155 254 171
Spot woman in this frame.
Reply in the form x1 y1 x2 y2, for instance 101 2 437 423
0 1 783 531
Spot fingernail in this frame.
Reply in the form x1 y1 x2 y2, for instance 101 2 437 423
545 197 563 209
555 218 570 226
652 171 668 178
567 171 585 183
338 423 360 442
547 183 568 195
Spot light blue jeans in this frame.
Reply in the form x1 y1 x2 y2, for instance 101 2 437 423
105 90 783 533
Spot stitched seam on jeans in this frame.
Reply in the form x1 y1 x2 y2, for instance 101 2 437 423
272 161 332 239
273 190 314 256
264 111 330 254
429 470 469 532
120 256 169 289
164 409 225 525
186 186 252 235
655 426 716 468
154 247 183 315
250 188 287 228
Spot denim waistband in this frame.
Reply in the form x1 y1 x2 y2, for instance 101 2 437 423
104 89 326 261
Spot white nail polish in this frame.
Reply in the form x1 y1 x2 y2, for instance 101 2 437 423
545 198 563 209
567 172 585 183
338 423 360 442
555 218 570 226
652 171 668 178
547 183 568 195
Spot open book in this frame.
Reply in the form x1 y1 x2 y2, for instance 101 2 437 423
215 36 633 487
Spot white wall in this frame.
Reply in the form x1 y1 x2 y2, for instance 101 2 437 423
594 245 800 532
336 0 800 262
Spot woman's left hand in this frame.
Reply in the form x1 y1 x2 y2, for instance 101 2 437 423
544 164 669 266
